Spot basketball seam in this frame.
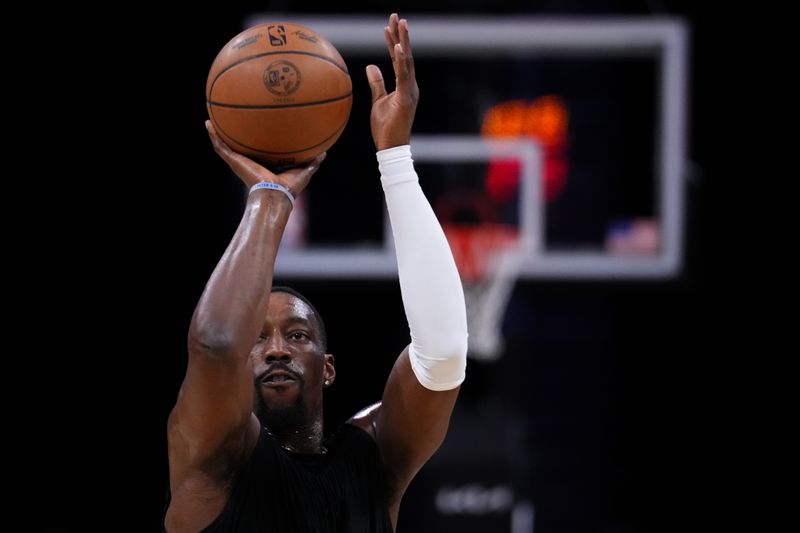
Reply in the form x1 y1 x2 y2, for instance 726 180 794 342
209 51 350 99
207 92 352 110
209 108 349 155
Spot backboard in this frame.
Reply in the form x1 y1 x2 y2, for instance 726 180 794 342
242 15 689 280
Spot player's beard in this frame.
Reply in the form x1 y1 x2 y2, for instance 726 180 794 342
255 385 308 431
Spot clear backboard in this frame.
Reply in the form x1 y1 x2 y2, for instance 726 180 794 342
243 15 690 280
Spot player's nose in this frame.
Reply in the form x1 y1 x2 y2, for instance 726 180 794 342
264 334 292 363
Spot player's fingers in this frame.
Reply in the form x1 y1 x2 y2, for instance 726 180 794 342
206 120 232 158
398 18 415 80
206 120 263 176
384 25 395 61
394 43 409 86
388 13 399 45
300 152 326 179
366 65 388 103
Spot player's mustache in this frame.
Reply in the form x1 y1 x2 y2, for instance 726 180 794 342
256 363 303 384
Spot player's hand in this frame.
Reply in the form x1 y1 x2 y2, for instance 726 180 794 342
366 13 419 152
205 120 325 197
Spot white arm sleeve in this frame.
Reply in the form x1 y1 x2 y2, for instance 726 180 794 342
378 145 468 391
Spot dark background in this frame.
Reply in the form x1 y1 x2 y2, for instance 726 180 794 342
19 1 789 532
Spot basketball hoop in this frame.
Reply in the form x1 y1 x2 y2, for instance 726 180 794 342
444 223 523 361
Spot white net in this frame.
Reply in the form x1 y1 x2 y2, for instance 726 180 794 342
445 224 523 362
462 248 523 361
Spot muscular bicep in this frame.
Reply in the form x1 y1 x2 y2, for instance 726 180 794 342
167 345 257 484
375 345 460 493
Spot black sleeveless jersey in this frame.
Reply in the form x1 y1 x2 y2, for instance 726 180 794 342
198 423 393 533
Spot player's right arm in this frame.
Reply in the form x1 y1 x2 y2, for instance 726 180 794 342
353 15 468 525
166 123 323 527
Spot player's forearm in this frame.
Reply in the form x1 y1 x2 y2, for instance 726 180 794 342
380 146 468 390
188 191 291 358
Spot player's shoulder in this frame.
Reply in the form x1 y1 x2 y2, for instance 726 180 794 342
346 401 381 440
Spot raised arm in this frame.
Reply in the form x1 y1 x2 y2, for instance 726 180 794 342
166 124 323 523
357 13 468 518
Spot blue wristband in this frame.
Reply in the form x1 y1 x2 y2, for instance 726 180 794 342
249 182 295 208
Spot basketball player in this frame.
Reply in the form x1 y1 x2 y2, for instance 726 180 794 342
165 13 467 532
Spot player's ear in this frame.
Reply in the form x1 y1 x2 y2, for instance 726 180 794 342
324 354 336 387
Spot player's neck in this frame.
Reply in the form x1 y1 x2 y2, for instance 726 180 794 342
268 417 326 454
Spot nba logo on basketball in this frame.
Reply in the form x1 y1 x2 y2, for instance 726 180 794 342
268 25 287 46
264 60 301 96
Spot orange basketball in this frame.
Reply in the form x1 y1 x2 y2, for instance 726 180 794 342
206 22 352 168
